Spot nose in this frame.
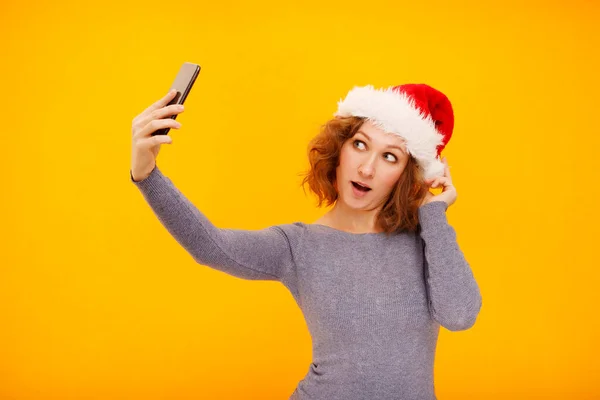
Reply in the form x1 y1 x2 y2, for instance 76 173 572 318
358 160 375 179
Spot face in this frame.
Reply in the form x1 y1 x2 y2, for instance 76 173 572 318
335 119 410 210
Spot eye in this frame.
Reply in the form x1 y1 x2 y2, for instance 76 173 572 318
353 140 398 163
384 153 397 163
353 139 366 150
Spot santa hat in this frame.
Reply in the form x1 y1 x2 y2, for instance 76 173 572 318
333 83 454 181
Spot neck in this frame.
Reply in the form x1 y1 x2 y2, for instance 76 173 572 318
322 200 383 234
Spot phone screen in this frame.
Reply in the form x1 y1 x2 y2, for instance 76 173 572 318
152 62 201 136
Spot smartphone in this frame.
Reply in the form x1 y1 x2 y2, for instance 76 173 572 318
152 62 201 136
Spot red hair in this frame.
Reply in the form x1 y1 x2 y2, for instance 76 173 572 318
299 116 430 235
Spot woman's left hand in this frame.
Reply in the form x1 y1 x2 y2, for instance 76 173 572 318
420 157 457 209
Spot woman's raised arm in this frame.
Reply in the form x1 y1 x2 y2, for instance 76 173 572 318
129 90 295 284
131 165 295 283
418 201 482 331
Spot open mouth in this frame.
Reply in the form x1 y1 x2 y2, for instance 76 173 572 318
351 181 372 192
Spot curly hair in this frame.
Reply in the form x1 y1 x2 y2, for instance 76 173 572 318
299 116 430 236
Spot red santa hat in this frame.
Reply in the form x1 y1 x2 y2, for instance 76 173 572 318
333 83 454 181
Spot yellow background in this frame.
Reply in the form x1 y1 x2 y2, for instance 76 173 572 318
1 0 599 398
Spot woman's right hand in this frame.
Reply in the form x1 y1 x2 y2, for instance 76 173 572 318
130 89 185 182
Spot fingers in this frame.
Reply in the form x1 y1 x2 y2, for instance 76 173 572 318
428 176 452 189
137 118 182 139
132 90 183 136
149 134 173 147
143 89 178 118
135 103 185 132
131 90 186 138
435 177 450 187
136 131 174 151
424 176 442 186
424 158 450 183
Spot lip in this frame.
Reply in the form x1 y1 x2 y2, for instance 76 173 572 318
350 181 371 197
351 180 371 189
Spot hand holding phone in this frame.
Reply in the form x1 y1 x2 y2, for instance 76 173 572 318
130 62 201 182
152 62 201 136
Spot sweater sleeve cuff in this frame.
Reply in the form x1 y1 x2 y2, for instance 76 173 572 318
417 201 448 229
130 165 164 192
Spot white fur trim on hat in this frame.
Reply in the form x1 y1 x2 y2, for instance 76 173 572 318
334 85 446 180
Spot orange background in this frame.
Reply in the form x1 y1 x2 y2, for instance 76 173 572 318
1 0 599 399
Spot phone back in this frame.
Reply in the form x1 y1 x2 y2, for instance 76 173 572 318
152 62 200 136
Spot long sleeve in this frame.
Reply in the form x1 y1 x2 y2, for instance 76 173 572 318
417 201 482 331
130 165 296 284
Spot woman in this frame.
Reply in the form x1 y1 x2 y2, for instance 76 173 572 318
130 83 482 400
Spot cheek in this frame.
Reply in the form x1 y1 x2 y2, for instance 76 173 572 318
380 168 405 190
337 149 354 173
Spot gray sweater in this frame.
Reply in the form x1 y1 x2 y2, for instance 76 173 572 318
131 165 482 400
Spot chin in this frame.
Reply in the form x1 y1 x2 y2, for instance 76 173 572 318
342 196 370 209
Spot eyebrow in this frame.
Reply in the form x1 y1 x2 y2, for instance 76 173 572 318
356 130 406 153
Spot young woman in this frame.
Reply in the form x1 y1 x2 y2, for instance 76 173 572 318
130 83 482 400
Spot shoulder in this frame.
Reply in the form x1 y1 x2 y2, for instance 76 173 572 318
270 221 341 247
272 221 310 238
